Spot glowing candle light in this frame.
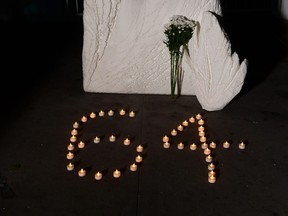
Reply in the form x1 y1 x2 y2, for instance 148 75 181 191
90 112 96 118
163 142 170 149
81 116 87 122
182 120 189 127
67 162 74 171
109 135 116 142
136 145 143 152
198 126 204 132
198 119 204 125
113 169 121 178
223 141 230 149
177 142 184 150
70 135 77 143
239 142 246 149
99 110 105 117
204 148 211 155
66 152 74 160
135 155 143 163
196 113 202 120
78 141 85 149
171 129 177 136
67 143 74 151
209 141 217 149
129 111 135 117
201 143 208 149
130 163 138 171
73 122 79 129
124 138 131 146
108 109 114 116
205 155 213 163
119 109 126 116
177 124 184 131
71 129 78 136
199 131 205 137
78 168 86 177
200 136 207 143
208 170 216 177
190 143 197 150
208 163 215 171
95 172 102 180
162 135 169 142
93 136 100 144
208 175 216 183
189 116 195 123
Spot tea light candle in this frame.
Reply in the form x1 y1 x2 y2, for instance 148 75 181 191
67 162 74 171
78 168 86 177
136 145 143 152
99 110 105 117
208 175 216 183
182 120 189 126
119 109 126 115
205 155 213 163
223 141 230 148
189 116 195 123
71 129 78 136
93 136 100 143
200 136 207 143
162 135 169 142
113 169 121 178
108 109 114 116
95 172 102 180
209 141 217 149
198 126 204 132
177 125 184 131
135 155 143 163
196 113 202 120
124 138 131 145
73 122 79 129
70 135 77 143
199 131 205 137
177 142 184 150
129 111 135 117
163 142 170 149
66 152 74 160
208 163 215 171
239 142 246 149
190 143 197 150
208 170 216 177
201 143 208 149
67 143 74 151
81 116 87 122
90 112 96 118
78 141 85 149
171 129 177 136
204 148 211 155
198 119 204 125
130 163 138 171
109 135 116 142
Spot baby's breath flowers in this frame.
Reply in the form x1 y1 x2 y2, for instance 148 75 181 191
163 15 197 100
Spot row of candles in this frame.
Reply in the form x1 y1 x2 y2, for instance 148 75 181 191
66 109 144 180
162 113 246 183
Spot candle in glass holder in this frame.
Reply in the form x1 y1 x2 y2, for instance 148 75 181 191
78 168 86 177
90 112 96 118
171 129 177 136
113 169 121 178
93 136 100 144
81 116 87 122
200 136 207 143
204 148 211 155
78 141 85 149
177 142 184 150
108 109 114 116
223 141 230 148
124 138 131 146
67 143 74 151
208 163 215 171
109 135 116 142
129 111 135 117
73 122 79 129
199 131 205 137
130 163 138 171
198 126 204 132
196 113 202 120
119 109 126 116
208 174 216 183
198 119 204 125
70 135 77 143
209 141 217 149
205 155 213 163
67 162 74 171
71 129 78 136
182 120 189 127
162 135 169 142
190 143 197 150
163 142 170 149
239 142 246 149
201 143 208 149
136 145 143 152
66 152 74 160
135 155 143 163
95 172 102 180
99 110 105 117
189 116 195 123
177 125 184 131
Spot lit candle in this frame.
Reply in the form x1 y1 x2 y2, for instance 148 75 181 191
198 119 204 125
200 136 207 143
135 155 143 163
78 141 85 149
70 135 77 143
108 109 114 116
177 142 184 150
196 113 202 120
190 143 197 150
209 141 217 149
201 143 208 149
130 163 138 171
208 170 216 177
208 163 215 171
98 110 105 117
73 122 79 129
163 142 170 149
66 152 74 160
171 129 177 136
81 116 87 122
189 116 195 123
113 169 121 178
162 135 169 142
182 120 189 127
78 168 86 177
95 172 102 180
208 175 216 183
119 109 126 116
199 131 205 137
67 162 74 171
90 112 96 118
223 141 230 149
129 111 135 117
198 126 204 132
67 143 74 151
71 129 78 136
205 155 213 163
177 124 184 131
109 135 116 142
136 145 143 152
239 142 246 149
123 138 131 146
93 136 100 144
204 148 211 155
